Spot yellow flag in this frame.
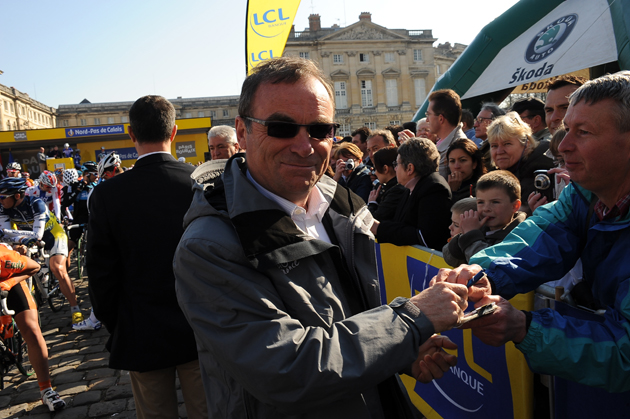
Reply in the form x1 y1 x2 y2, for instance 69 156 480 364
246 0 301 74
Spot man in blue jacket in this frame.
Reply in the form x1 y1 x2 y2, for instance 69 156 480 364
433 71 630 392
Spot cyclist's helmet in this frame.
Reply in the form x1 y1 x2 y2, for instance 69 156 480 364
6 162 21 171
54 168 64 178
98 151 121 177
0 177 28 195
39 170 58 188
62 168 79 185
82 161 98 174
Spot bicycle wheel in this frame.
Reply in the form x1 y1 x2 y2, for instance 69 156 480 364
47 273 65 313
6 327 29 377
77 235 85 281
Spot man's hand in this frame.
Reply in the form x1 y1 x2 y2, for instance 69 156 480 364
0 278 17 292
459 210 487 234
13 245 27 256
368 184 381 203
549 167 570 184
398 129 415 144
527 191 548 212
411 334 458 383
430 264 490 303
462 295 528 345
410 282 468 333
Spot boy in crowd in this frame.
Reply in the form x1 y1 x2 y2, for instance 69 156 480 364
445 197 477 239
442 171 527 267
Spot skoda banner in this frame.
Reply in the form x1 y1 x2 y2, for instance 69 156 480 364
413 0 629 120
463 0 615 99
246 0 301 74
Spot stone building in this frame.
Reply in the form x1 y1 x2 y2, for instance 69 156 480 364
56 95 239 129
0 83 56 131
284 12 466 135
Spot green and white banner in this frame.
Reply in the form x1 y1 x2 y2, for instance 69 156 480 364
414 0 630 120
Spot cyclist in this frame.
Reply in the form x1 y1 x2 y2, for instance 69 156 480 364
97 151 121 182
0 243 66 411
6 162 22 178
0 177 83 327
26 171 62 221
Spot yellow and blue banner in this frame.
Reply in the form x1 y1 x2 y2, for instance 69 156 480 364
246 0 301 74
376 243 534 419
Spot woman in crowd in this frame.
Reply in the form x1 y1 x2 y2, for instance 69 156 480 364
332 142 372 203
446 138 486 203
487 112 554 214
370 138 452 249
367 146 406 221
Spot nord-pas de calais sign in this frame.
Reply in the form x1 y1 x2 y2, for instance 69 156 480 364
65 125 125 138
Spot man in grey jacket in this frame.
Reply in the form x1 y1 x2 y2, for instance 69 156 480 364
174 57 468 419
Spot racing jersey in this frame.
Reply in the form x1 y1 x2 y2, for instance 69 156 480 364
0 195 64 244
63 180 95 224
0 246 28 280
25 184 61 220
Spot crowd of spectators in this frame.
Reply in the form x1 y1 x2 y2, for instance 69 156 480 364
320 75 586 261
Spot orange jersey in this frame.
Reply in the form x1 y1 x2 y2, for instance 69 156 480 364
0 247 29 280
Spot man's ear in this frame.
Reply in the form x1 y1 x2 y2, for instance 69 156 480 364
235 116 248 150
513 199 522 213
128 126 137 144
406 162 415 177
168 125 178 143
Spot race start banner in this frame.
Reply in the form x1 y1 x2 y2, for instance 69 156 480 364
246 0 301 74
376 243 534 419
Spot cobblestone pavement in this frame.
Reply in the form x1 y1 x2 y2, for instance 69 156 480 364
0 266 191 418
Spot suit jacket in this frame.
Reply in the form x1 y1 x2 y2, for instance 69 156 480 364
376 172 452 250
87 152 198 371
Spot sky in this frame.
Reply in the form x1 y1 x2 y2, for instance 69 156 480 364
1 0 519 108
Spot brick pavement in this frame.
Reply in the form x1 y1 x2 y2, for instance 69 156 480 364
0 266 192 418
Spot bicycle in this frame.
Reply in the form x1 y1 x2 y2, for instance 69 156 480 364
26 243 65 313
65 223 87 282
0 292 31 390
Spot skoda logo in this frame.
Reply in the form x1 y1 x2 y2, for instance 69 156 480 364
525 14 577 64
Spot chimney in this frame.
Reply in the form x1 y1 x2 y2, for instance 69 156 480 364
309 14 321 32
359 12 371 22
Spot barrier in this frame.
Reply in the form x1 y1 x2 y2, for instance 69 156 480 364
376 243 534 419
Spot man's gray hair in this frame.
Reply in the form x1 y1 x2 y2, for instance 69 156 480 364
480 102 507 119
208 125 237 145
398 137 439 178
570 70 630 133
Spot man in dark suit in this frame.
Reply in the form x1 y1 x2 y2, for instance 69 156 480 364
87 95 207 419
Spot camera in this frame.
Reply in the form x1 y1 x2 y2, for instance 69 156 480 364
372 179 380 190
534 169 552 191
345 159 355 170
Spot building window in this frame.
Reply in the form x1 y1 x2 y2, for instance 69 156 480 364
386 79 398 107
121 116 129 123
3 102 7 112
333 54 343 64
80 119 87 126
185 112 192 118
390 120 401 126
210 110 217 118
413 49 423 62
9 103 14 114
62 120 69 127
339 123 351 137
198 111 205 117
364 122 376 130
359 53 369 64
223 109 229 117
360 80 373 107
384 52 395 63
94 118 101 125
414 78 427 106
299 52 310 59
6 122 10 130
108 117 115 124
334 81 348 110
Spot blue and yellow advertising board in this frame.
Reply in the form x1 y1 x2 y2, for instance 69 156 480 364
376 243 534 419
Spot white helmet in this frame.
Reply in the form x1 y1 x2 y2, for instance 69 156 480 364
7 162 21 171
62 168 78 185
64 143 70 148
98 151 121 177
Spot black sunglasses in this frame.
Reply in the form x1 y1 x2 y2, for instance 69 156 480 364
244 117 339 140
